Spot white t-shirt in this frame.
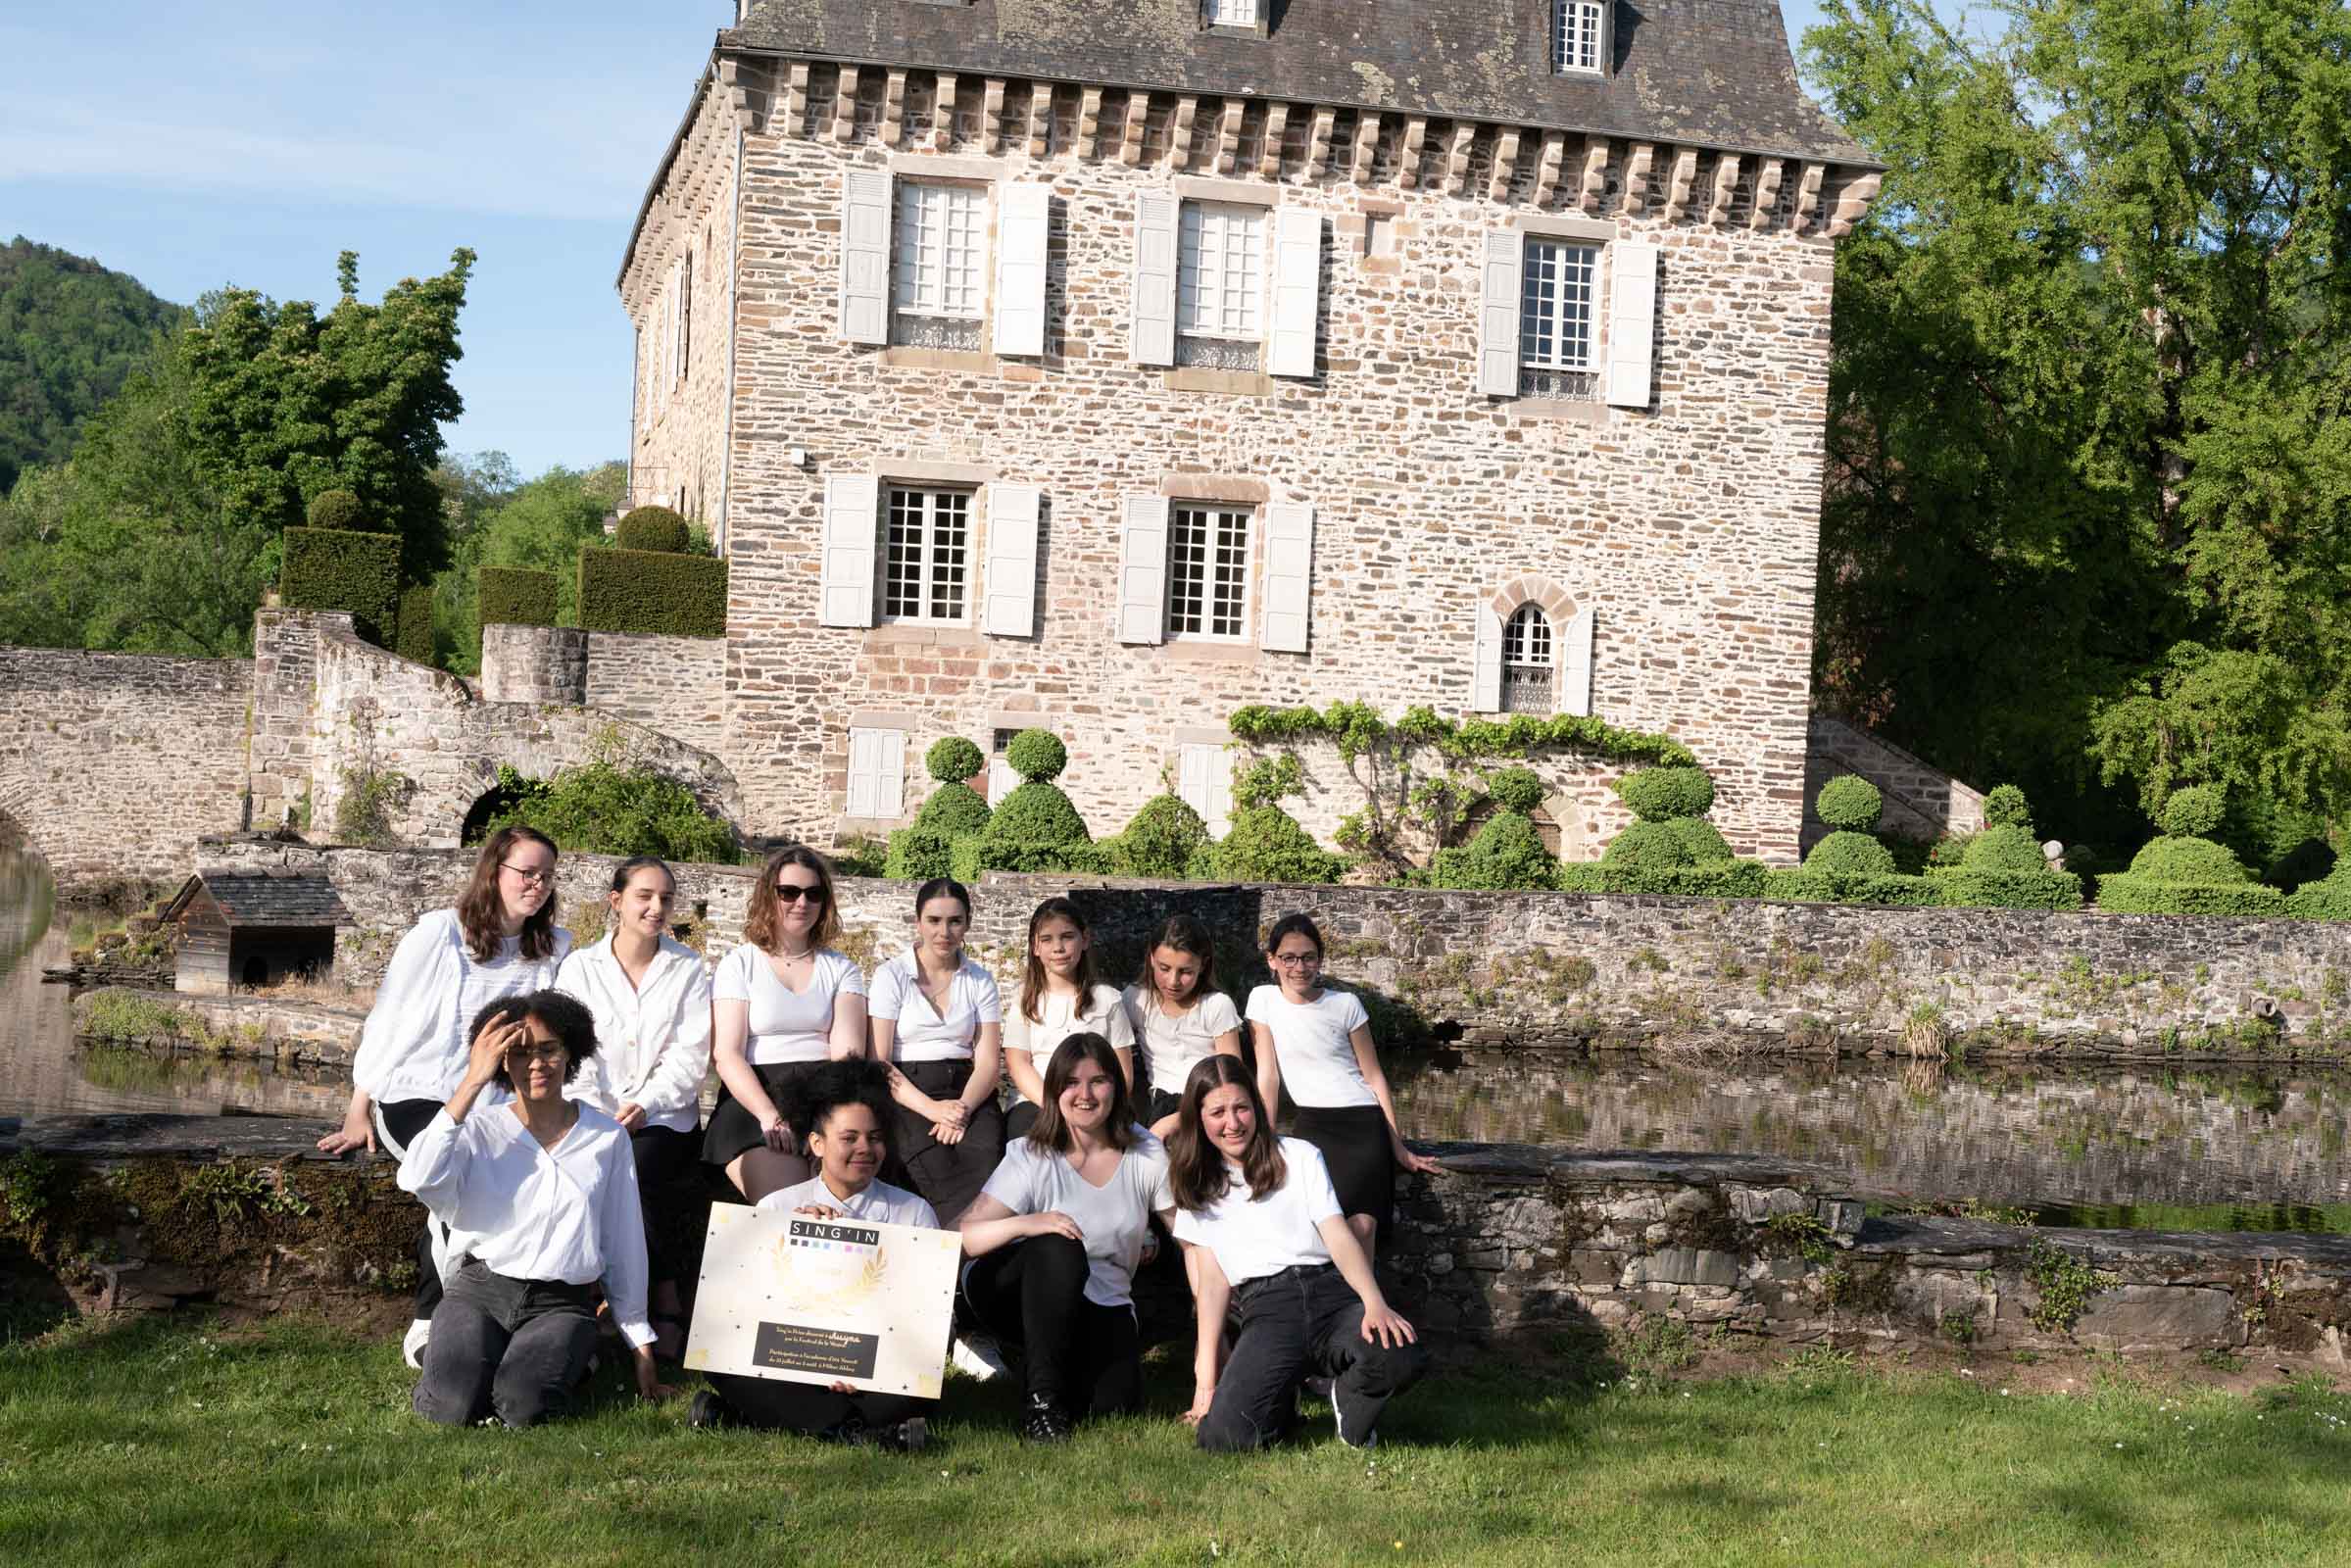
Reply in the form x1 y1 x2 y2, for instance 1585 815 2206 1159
868 953 1002 1062
755 1173 941 1230
712 943 866 1065
979 1132 1174 1307
1122 983 1244 1097
1169 1138 1344 1285
1246 985 1376 1109
1003 980 1134 1105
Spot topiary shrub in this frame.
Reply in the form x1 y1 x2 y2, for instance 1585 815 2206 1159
477 565 559 629
1601 820 1694 871
2097 875 2286 916
1615 767 1715 823
305 489 367 531
577 548 726 637
1804 831 1896 878
988 780 1090 845
1214 805 1345 885
1962 824 2048 873
281 525 401 645
1938 869 2084 911
2094 823 2283 915
885 774 992 880
394 583 435 665
1111 794 1209 878
926 737 985 785
1183 841 1223 881
2284 864 2351 921
2160 786 2227 840
2126 836 2254 885
883 826 955 881
614 505 689 554
1982 784 2033 830
1486 767 1547 815
1005 728 1069 783
1666 817 1734 864
1427 812 1560 891
1815 775 1884 833
1764 868 1942 906
950 835 1115 880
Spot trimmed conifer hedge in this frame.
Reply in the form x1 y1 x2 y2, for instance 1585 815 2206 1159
281 526 401 645
477 566 559 629
577 549 727 637
394 584 435 665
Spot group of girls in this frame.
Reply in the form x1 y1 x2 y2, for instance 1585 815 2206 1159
325 833 1433 1449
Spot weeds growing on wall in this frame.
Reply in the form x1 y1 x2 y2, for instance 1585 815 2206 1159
475 759 740 863
332 767 409 849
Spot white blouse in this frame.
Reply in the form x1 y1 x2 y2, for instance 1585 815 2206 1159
398 1102 653 1348
1003 980 1134 1105
712 943 866 1065
978 1132 1174 1308
1121 983 1244 1097
868 953 1002 1063
555 935 713 1135
756 1174 941 1230
1246 985 1376 1109
1169 1138 1344 1286
353 909 572 1104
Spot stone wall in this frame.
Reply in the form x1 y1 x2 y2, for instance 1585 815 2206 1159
1804 714 1986 852
478 623 590 707
480 624 731 760
197 844 2351 1059
0 647 253 890
630 64 1843 863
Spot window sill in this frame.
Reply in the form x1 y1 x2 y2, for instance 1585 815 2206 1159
1155 639 1261 664
1164 366 1272 398
862 624 988 650
1498 396 1605 423
881 346 1000 373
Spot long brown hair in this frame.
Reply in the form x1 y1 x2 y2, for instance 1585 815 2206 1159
1025 1032 1136 1155
1020 896 1102 1024
1136 911 1216 1004
457 826 561 962
744 844 842 953
1166 1054 1287 1211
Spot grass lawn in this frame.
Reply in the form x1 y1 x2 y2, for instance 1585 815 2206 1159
2 1317 2348 1566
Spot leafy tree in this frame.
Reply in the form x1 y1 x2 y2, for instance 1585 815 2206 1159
429 460 625 672
1805 0 2351 849
0 237 185 494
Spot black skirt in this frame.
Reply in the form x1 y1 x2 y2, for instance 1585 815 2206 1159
1291 1103 1395 1239
702 1059 830 1168
885 1057 1005 1224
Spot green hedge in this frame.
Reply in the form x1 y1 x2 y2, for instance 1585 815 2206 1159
1214 805 1345 885
949 836 1114 880
1763 869 1943 906
1805 831 1897 877
577 548 727 637
614 506 689 554
2284 875 2351 921
1111 795 1209 878
1935 869 2085 911
2095 875 2287 916
281 526 401 645
1427 813 1561 891
1667 817 1735 863
884 826 955 880
394 584 435 664
1559 860 1770 898
477 565 558 629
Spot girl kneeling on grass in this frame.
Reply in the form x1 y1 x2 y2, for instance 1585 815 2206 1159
689 1058 938 1451
1168 1055 1427 1450
1120 912 1243 1140
400 990 669 1428
956 1032 1174 1443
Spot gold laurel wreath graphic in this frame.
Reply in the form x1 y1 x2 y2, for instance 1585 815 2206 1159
772 1238 890 1313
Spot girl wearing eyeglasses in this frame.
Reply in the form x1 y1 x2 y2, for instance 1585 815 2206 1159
1246 911 1440 1250
705 846 868 1202
317 825 574 1370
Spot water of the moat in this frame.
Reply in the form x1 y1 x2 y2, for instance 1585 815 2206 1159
5 848 2348 1229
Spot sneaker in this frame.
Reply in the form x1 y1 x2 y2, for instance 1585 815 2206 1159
688 1390 729 1430
888 1415 928 1454
1018 1394 1074 1444
1332 1389 1379 1449
401 1318 432 1370
950 1333 1010 1382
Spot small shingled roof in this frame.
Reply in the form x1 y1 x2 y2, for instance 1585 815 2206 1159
723 0 1874 167
165 871 353 929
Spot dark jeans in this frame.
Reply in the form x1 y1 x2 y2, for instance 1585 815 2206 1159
1197 1263 1429 1452
628 1122 699 1289
373 1098 448 1323
704 1373 928 1436
413 1258 600 1429
960 1235 1140 1418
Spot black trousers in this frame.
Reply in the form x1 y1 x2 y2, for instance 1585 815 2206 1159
412 1259 600 1429
373 1097 448 1323
704 1373 929 1436
960 1235 1140 1418
627 1122 699 1289
1197 1263 1429 1452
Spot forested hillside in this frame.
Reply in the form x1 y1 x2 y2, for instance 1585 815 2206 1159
0 237 185 493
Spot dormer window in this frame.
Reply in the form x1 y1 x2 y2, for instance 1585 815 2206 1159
1203 0 1260 24
1552 0 1606 75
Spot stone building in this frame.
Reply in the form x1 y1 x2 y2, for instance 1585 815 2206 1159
618 0 1886 862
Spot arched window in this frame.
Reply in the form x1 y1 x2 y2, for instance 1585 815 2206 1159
1501 603 1554 713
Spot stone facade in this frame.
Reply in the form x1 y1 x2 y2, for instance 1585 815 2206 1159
1803 713 1986 852
620 5 1887 863
481 623 731 758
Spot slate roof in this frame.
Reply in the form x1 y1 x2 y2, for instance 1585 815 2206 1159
724 0 1874 166
165 871 353 929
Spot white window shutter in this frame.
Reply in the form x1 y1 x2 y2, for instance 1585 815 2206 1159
987 755 1017 805
1259 502 1315 653
995 183 1051 357
1478 229 1525 398
1117 494 1169 644
846 729 879 817
877 729 906 817
983 482 1042 637
839 169 893 345
1605 241 1659 408
819 474 879 627
1267 208 1321 378
1471 603 1503 712
1131 193 1179 367
1562 605 1596 716
1179 744 1233 837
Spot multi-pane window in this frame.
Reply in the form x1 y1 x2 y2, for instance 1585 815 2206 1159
1203 0 1260 24
1552 0 1605 74
882 486 971 622
1168 504 1252 640
1176 202 1265 368
1501 604 1555 713
1519 239 1599 399
891 182 985 349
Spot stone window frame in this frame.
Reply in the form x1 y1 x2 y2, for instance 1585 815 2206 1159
1548 0 1612 78
889 178 990 352
1490 576 1579 714
879 482 976 627
1175 199 1270 371
1506 214 1619 411
1166 498 1258 644
1200 0 1272 38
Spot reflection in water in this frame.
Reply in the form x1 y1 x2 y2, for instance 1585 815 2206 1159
1390 1051 2351 1225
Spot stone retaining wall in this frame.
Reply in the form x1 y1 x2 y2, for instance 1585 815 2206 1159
74 988 367 1068
196 843 2351 1060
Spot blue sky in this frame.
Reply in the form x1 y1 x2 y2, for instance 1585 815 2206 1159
3 1 1835 479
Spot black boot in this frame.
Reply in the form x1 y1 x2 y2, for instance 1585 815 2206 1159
1019 1393 1073 1444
